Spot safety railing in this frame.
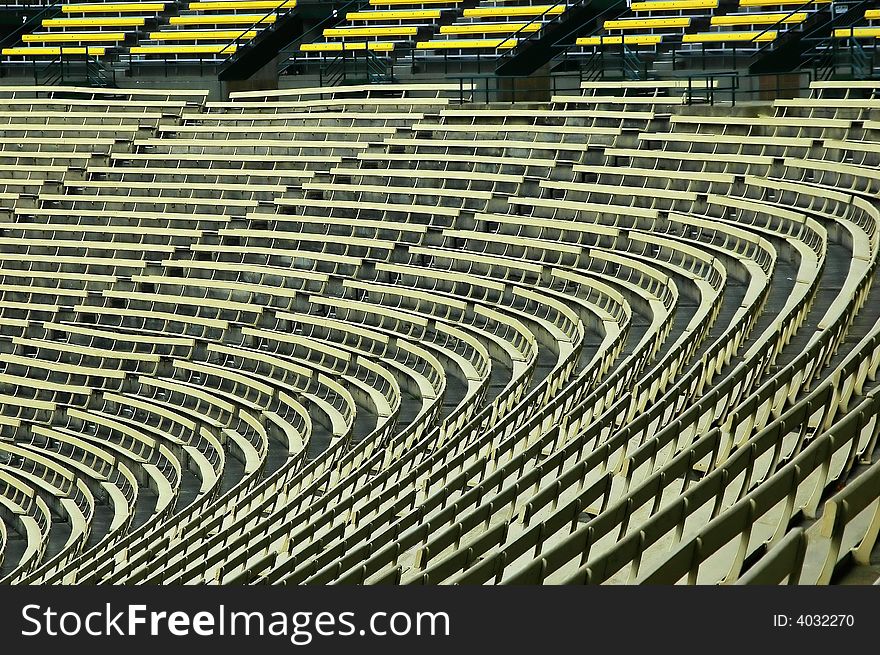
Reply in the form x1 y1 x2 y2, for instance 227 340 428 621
748 0 833 52
670 69 815 106
554 0 647 76
796 0 876 75
663 0 832 72
275 0 366 76
0 0 66 75
444 71 582 104
30 47 116 86
579 40 648 80
217 0 300 64
494 0 583 57
318 47 391 86
495 0 628 69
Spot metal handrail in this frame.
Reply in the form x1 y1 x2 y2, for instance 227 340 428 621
275 0 366 73
30 46 108 85
33 53 62 85
796 0 876 61
217 0 298 62
747 0 834 52
443 71 581 104
0 0 66 52
623 0 847 75
843 35 869 77
495 0 580 54
777 0 876 79
577 0 842 75
800 40 836 77
318 46 390 86
663 68 815 105
495 0 629 66
536 0 630 69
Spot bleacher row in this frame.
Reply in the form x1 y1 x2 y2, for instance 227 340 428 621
0 79 878 585
834 8 880 41
300 0 826 56
3 0 872 64
574 0 832 55
300 0 572 56
1 0 297 62
0 0 575 62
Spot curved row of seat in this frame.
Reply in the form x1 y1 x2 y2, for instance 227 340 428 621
0 79 878 585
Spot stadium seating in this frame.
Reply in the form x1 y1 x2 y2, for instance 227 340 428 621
1 2 171 62
0 0 296 64
299 0 463 56
416 2 571 54
298 1 575 58
130 0 297 61
570 0 828 61
833 8 880 41
0 77 878 588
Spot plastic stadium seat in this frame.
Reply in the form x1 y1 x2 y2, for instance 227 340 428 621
347 10 442 20
416 38 518 49
42 18 148 27
604 17 691 28
61 3 167 13
630 0 718 10
711 12 807 25
577 34 663 45
462 6 565 17
131 0 296 58
682 30 778 42
834 27 880 38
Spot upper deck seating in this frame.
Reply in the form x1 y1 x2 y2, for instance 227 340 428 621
1 2 171 61
416 2 571 53
571 0 824 58
129 0 296 60
300 0 464 56
834 8 880 40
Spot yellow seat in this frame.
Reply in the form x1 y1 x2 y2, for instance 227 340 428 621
300 41 395 51
23 32 126 42
323 26 418 37
463 5 564 17
189 1 295 10
148 30 257 40
440 22 542 35
130 44 239 53
1 46 107 55
577 34 663 45
682 30 777 42
416 38 518 49
866 9 880 19
738 0 829 4
42 17 147 27
370 0 461 4
347 10 441 20
170 14 277 25
61 3 166 13
834 27 880 38
630 0 717 10
711 12 806 25
604 17 690 28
